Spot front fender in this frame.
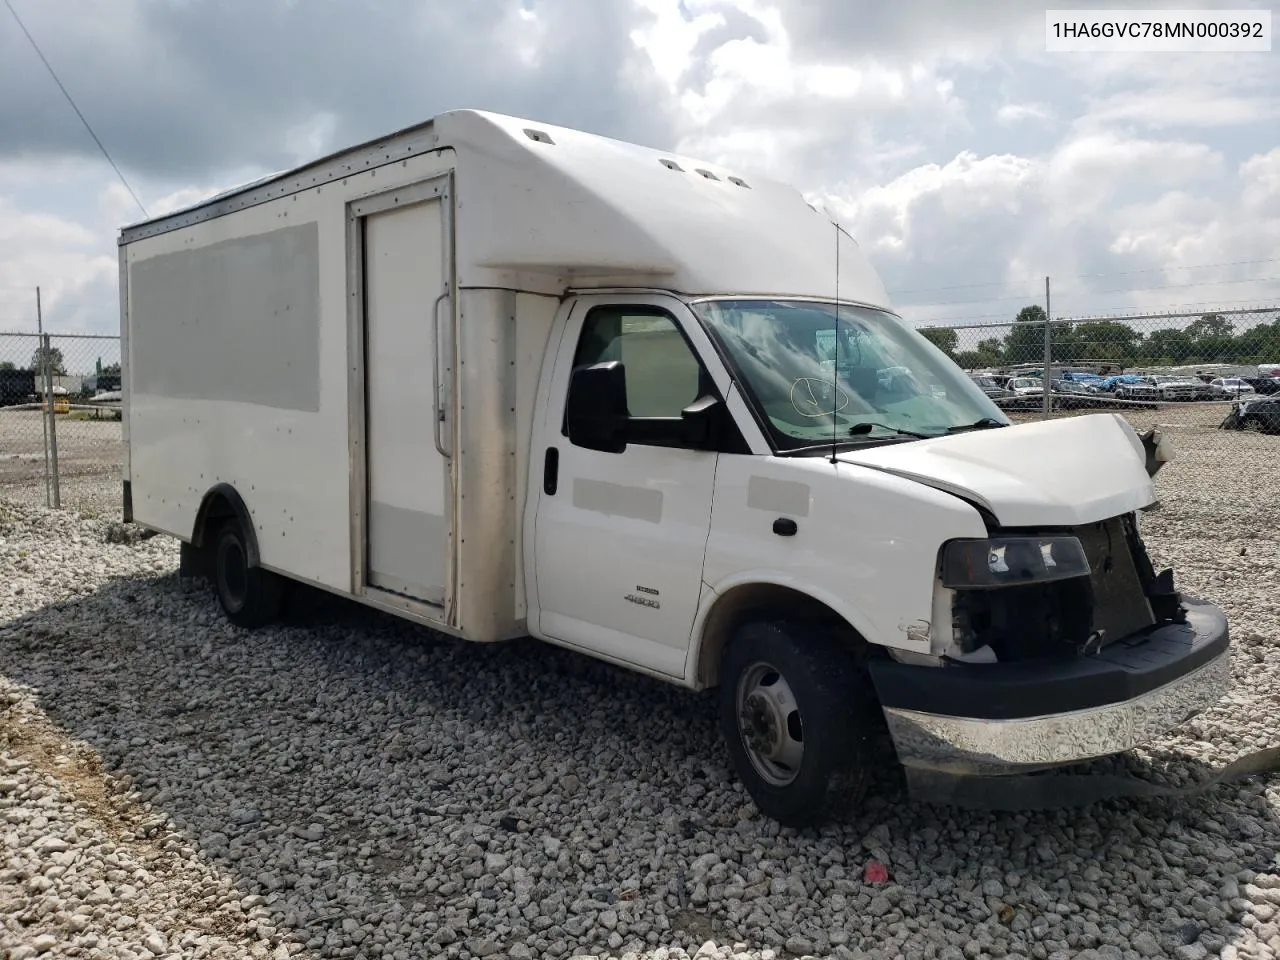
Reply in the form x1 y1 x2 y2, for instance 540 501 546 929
684 570 902 688
696 454 989 688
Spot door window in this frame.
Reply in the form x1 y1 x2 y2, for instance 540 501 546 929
571 306 709 421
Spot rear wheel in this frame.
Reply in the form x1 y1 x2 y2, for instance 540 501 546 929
718 618 875 827
213 518 283 628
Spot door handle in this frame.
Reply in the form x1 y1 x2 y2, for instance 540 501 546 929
432 289 451 458
543 447 559 495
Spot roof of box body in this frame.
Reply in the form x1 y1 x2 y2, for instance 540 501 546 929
118 109 891 307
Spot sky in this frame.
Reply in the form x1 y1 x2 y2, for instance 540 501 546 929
0 0 1278 370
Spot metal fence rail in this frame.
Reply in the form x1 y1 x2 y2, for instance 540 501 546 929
0 330 123 517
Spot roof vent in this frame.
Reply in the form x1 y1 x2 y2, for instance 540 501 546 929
659 158 684 172
728 176 750 188
696 168 721 181
524 128 555 145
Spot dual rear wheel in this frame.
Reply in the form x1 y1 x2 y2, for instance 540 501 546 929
210 517 284 628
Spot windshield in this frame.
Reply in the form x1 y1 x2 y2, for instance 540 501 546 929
691 298 1008 451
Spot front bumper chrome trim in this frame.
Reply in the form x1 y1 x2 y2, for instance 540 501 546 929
883 647 1232 776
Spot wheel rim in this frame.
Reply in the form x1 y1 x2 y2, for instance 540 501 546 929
219 537 247 611
736 661 804 787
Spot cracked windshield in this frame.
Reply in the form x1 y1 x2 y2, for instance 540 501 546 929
693 298 1007 449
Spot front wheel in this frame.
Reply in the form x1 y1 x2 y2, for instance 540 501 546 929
718 619 875 827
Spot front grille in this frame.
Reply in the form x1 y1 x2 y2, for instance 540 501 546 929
951 513 1159 663
1073 516 1156 645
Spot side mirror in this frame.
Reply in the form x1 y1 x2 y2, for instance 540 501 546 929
566 361 629 453
680 394 727 446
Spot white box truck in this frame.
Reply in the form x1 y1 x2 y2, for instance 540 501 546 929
118 109 1230 825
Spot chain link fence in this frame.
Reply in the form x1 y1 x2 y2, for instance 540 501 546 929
916 304 1280 503
0 331 122 517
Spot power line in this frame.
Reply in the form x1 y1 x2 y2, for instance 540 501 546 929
2 0 148 218
1075 257 1280 280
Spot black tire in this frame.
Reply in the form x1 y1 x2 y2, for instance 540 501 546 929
213 518 283 629
718 618 875 827
1242 415 1270 434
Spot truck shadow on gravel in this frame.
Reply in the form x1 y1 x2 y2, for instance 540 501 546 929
2 566 1277 960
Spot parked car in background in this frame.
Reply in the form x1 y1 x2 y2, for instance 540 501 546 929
1150 375 1203 402
1097 374 1142 394
1051 379 1102 408
1211 377 1257 400
969 374 1012 401
999 376 1046 409
1059 371 1108 390
1241 376 1280 396
1106 375 1159 406
1220 395 1280 434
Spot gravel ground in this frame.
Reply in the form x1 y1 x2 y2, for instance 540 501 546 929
1 435 1278 960
0 409 121 519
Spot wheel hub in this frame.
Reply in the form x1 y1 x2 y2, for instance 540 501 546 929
740 692 781 755
735 662 804 786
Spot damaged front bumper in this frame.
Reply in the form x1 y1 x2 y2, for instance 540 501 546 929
867 595 1230 776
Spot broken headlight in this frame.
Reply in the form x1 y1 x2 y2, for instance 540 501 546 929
940 536 1091 589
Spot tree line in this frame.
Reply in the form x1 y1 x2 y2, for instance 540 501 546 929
0 348 120 378
920 306 1280 371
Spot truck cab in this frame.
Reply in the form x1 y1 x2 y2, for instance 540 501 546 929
117 109 1230 826
524 289 1228 825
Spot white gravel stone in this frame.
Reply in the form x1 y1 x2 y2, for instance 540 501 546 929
2 460 1279 960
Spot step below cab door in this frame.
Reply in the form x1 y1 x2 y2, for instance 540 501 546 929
529 293 748 678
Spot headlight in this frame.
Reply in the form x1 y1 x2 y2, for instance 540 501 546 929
940 536 1091 589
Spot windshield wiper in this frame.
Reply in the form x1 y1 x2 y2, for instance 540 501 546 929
944 417 1007 434
777 436 920 456
847 421 934 439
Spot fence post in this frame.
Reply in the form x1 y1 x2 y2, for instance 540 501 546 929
1041 276 1052 419
42 333 61 509
36 289 52 508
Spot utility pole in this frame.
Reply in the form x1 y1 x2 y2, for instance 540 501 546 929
1041 276 1053 419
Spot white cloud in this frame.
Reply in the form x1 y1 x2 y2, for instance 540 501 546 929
1046 133 1224 213
996 103 1055 125
1086 91 1280 130
0 197 116 338
1240 147 1280 216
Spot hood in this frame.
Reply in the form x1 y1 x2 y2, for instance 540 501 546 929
836 413 1156 527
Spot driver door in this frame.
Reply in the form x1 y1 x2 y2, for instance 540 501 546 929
531 297 739 677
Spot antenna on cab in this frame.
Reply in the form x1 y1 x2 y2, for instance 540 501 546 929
830 219 841 464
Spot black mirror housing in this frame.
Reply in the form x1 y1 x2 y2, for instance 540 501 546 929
680 394 725 446
566 361 629 453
